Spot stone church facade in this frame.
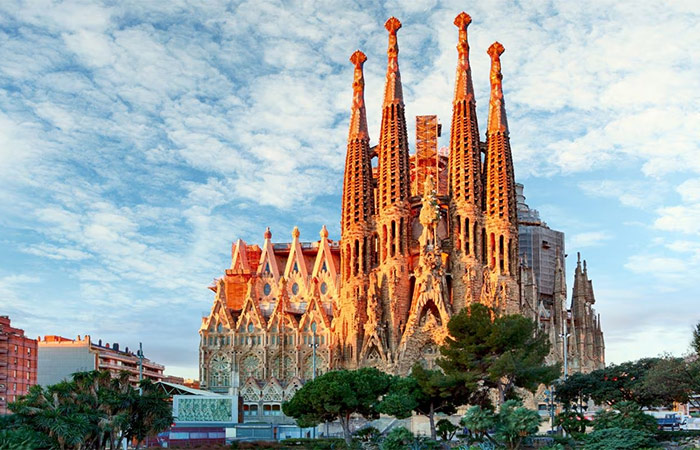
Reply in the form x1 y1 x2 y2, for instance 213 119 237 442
199 13 604 414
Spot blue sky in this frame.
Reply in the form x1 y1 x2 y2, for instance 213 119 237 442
1 0 699 379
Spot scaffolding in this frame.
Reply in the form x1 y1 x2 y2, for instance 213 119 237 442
413 115 442 196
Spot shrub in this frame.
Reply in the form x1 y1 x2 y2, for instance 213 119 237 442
380 427 414 450
354 426 380 444
436 418 458 441
555 410 589 436
279 437 349 449
591 402 657 433
582 427 658 450
493 400 542 450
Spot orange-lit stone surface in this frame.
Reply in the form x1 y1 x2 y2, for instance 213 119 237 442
199 12 605 408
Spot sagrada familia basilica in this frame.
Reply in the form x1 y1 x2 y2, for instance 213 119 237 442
199 13 605 410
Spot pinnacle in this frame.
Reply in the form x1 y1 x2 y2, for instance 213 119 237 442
350 50 367 67
385 16 401 34
454 12 472 29
488 41 505 57
320 225 329 239
264 227 272 240
487 41 508 134
292 226 300 239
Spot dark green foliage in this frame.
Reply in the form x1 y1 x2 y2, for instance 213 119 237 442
283 368 391 446
554 410 589 436
460 405 495 443
591 401 658 433
435 418 458 441
493 400 542 450
582 427 658 450
553 371 596 408
353 426 380 445
6 370 172 450
461 401 540 449
556 357 700 408
379 364 470 440
380 427 414 450
439 303 560 405
692 322 700 356
279 437 350 449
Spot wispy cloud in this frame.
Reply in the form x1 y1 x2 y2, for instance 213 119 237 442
1 0 699 375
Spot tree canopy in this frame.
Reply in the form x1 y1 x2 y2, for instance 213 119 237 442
282 367 391 446
439 302 560 404
5 370 171 450
379 363 472 440
556 356 700 408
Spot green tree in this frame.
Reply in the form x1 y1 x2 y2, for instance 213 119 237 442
591 401 657 433
123 379 173 449
554 410 588 437
440 303 560 404
379 364 472 440
460 405 496 444
283 368 392 446
493 400 542 450
554 371 596 410
7 370 172 450
435 418 458 442
460 401 540 450
380 427 414 450
692 322 700 355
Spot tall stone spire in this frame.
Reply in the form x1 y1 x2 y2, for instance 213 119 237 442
338 50 375 368
348 50 369 141
448 12 485 312
382 17 404 106
486 42 509 135
375 17 412 361
449 12 482 207
341 50 375 281
377 17 411 214
484 42 516 226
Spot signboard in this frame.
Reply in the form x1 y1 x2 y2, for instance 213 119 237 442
173 395 238 425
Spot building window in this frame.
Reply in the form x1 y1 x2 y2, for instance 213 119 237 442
292 283 299 295
263 283 272 296
263 404 282 416
247 323 254 333
320 282 328 295
243 404 259 416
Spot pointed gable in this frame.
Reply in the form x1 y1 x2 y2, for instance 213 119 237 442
312 226 338 282
201 278 235 332
267 278 292 331
230 239 252 274
299 288 331 332
236 281 267 330
257 227 281 280
284 227 309 279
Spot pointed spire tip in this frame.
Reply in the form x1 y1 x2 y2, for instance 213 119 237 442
385 17 401 34
454 12 472 28
488 41 505 57
350 50 367 67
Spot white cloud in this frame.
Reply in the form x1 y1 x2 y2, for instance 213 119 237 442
568 231 611 249
625 254 687 276
1 0 700 378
